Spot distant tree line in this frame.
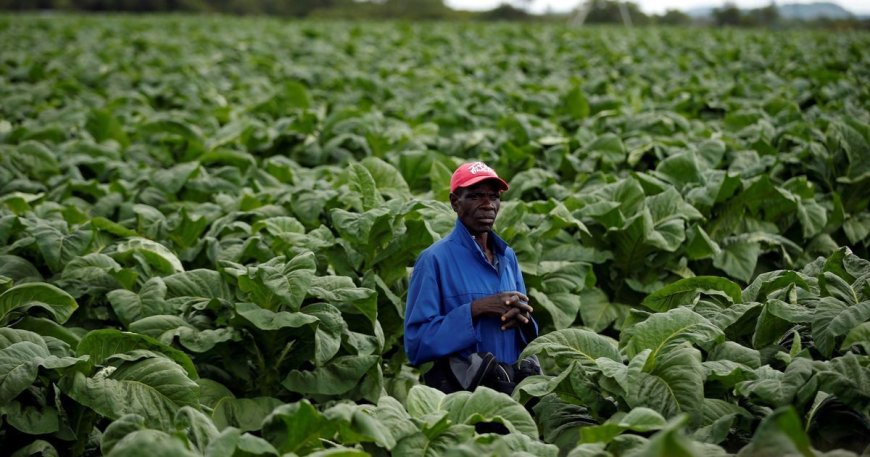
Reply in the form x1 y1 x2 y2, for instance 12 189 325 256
1 0 867 29
712 2 779 26
0 0 462 19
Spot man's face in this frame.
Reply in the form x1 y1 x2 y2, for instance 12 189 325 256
450 180 502 236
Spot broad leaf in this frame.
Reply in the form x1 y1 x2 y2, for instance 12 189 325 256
282 355 379 396
63 357 199 429
642 276 742 312
521 328 621 369
443 387 538 438
622 307 724 359
0 283 78 324
76 329 198 378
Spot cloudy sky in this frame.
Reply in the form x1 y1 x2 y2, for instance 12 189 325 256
445 0 870 15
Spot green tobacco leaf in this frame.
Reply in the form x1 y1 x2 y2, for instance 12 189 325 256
205 427 279 457
622 307 724 359
841 321 870 353
213 397 284 432
234 302 318 331
227 252 315 312
278 80 312 110
581 407 667 444
197 378 234 409
0 255 43 284
27 220 95 273
703 360 756 388
106 429 198 457
405 384 447 419
751 299 812 349
497 433 560 457
828 300 870 336
742 270 812 303
86 109 129 146
261 400 332 455
113 237 184 275
175 406 220 453
0 282 78 324
129 315 234 353
813 296 861 358
0 340 86 404
609 209 655 270
579 288 628 333
1 400 60 435
163 269 233 301
627 415 716 457
796 199 827 239
153 162 200 195
60 253 128 293
656 152 702 188
92 216 139 238
561 83 590 119
736 407 813 457
828 121 870 183
100 414 147 455
393 424 475 457
106 277 173 327
137 118 205 160
324 402 396 450
528 288 581 330
707 341 761 369
330 206 394 251
77 329 198 379
348 162 384 212
843 213 870 246
734 359 814 408
685 225 720 261
14 315 82 350
530 394 598 452
372 396 419 444
814 353 870 411
303 303 345 366
521 328 621 369
308 276 377 324
0 328 49 349
282 355 379 396
443 387 538 439
642 276 742 312
12 142 60 180
695 403 746 446
63 357 199 429
713 239 761 283
10 440 60 457
627 347 704 420
362 157 410 198
821 271 860 305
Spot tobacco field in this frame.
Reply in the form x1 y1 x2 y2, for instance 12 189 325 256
1 14 869 456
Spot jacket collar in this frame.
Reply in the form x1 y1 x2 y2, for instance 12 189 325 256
448 219 508 256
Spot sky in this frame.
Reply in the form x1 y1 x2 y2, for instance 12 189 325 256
444 0 870 15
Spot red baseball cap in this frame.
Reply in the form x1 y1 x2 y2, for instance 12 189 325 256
450 161 509 193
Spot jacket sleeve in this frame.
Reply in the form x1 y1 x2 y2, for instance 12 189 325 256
404 252 479 366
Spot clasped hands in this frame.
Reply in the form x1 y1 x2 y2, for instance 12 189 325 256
470 291 533 331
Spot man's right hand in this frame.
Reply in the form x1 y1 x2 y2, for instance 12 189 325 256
471 291 533 330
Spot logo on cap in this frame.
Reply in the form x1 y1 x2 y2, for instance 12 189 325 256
468 162 493 175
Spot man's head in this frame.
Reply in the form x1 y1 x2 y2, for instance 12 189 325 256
449 162 509 236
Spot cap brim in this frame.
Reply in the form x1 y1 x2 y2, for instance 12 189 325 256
453 176 509 193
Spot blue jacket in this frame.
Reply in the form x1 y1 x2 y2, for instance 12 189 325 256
404 219 538 366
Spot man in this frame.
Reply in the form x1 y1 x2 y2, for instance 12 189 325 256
404 161 539 394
